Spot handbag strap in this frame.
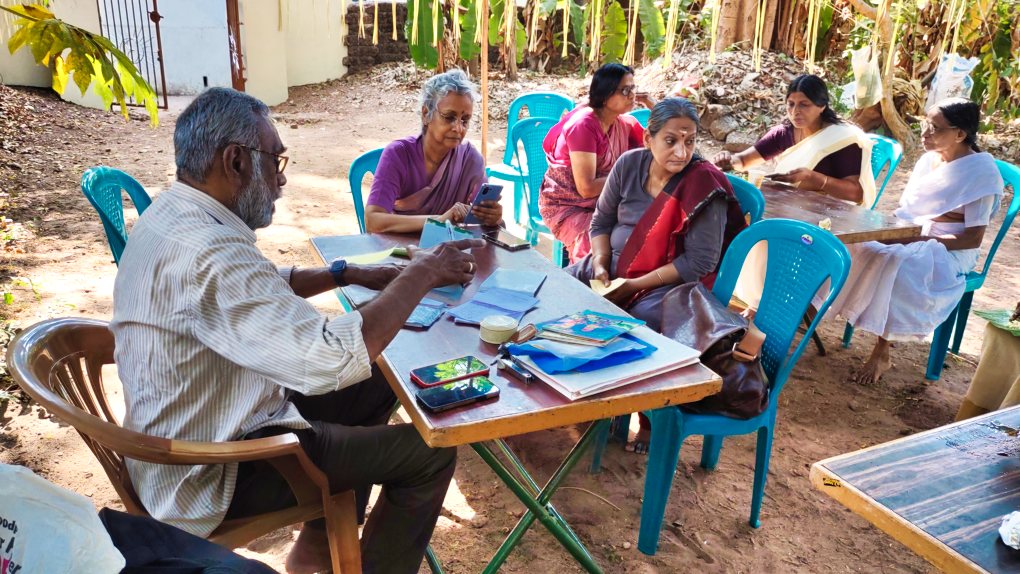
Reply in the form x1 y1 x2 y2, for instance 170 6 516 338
732 323 766 362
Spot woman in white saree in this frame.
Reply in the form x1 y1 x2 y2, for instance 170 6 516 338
820 98 1004 384
714 75 877 309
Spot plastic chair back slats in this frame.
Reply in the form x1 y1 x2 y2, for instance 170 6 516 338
348 148 384 234
725 174 765 223
80 167 152 265
503 92 574 165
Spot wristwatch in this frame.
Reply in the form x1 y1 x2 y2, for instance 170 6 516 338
328 258 348 287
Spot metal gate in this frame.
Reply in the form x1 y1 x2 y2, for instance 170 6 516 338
96 0 169 109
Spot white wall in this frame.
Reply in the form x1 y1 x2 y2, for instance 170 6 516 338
147 0 232 95
239 0 287 106
51 0 106 109
0 0 51 87
284 0 346 87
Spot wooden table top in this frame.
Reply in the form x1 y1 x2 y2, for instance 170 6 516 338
810 406 1020 573
310 233 722 448
760 181 921 244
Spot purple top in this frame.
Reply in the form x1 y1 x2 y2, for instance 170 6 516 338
367 135 486 215
753 123 863 180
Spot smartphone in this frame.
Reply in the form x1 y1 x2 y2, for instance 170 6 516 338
410 355 489 388
416 376 500 413
483 229 531 251
463 183 504 225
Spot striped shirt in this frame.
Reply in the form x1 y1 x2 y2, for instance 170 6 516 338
110 181 372 537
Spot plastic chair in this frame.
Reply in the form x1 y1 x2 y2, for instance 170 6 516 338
842 160 1020 380
347 148 384 234
726 174 765 223
487 92 574 226
81 167 153 265
627 108 650 128
509 117 568 268
633 219 851 554
867 134 903 210
5 317 362 572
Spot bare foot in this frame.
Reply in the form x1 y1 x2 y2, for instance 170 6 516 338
624 428 651 455
853 342 892 385
286 526 332 574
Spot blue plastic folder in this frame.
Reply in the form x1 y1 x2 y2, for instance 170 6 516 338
419 218 474 249
507 333 657 373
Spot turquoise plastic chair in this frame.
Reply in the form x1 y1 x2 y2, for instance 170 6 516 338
726 174 765 223
486 92 574 226
80 167 153 265
867 134 903 209
627 108 650 128
510 117 569 268
635 219 851 554
842 160 1020 380
347 148 384 234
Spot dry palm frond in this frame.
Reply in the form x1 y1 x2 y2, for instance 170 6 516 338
624 0 640 65
358 0 367 39
662 0 681 69
562 0 571 58
392 0 398 40
708 0 720 64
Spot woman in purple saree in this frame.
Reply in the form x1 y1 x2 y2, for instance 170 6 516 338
366 69 501 233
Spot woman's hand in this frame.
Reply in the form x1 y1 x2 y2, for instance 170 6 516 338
592 253 612 287
440 202 470 224
635 92 656 110
712 151 734 171
605 279 641 305
471 200 503 227
772 168 820 189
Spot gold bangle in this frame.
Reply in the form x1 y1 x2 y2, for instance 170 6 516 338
654 268 666 286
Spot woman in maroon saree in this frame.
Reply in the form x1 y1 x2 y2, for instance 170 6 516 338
568 98 747 452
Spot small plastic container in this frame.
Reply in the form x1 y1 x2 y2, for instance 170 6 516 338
480 315 519 344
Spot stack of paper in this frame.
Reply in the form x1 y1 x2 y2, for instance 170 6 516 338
537 310 644 346
405 297 447 328
479 269 547 296
447 287 538 325
516 326 701 400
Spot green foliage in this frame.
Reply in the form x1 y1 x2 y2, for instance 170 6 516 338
487 0 526 64
638 0 666 60
569 0 587 60
405 0 442 69
1 4 158 126
458 0 481 61
600 0 627 63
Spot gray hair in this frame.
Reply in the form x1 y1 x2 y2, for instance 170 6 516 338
174 87 271 183
647 97 700 137
419 69 479 127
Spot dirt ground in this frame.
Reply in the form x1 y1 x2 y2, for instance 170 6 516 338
1 61 1017 573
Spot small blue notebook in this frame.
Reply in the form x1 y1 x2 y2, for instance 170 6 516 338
479 269 547 296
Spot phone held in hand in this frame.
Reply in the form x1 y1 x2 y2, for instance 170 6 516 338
483 229 530 251
463 183 503 225
410 355 489 388
415 376 500 413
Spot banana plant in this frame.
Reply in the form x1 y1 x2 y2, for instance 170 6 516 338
405 0 444 68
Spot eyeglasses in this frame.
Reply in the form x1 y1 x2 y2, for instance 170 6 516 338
436 111 471 128
617 85 637 97
234 143 289 174
919 120 957 136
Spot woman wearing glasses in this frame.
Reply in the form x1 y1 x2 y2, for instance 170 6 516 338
365 69 501 233
818 98 1004 384
539 63 654 263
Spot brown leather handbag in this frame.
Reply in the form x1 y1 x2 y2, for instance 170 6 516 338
661 282 769 419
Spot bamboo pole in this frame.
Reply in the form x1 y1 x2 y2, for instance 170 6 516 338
481 0 489 162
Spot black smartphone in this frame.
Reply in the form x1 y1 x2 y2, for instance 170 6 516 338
483 229 531 251
463 183 503 224
415 377 500 413
410 355 489 388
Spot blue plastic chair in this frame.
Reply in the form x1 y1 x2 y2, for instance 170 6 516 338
80 167 153 265
487 92 574 226
634 219 851 554
842 160 1020 380
726 174 765 224
510 117 569 268
347 148 384 234
627 108 650 128
867 134 903 210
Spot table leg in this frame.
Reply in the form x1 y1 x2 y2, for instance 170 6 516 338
470 419 610 574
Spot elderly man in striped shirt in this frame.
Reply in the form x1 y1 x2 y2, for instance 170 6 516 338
110 87 483 574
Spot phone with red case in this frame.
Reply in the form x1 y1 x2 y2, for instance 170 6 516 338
410 355 489 388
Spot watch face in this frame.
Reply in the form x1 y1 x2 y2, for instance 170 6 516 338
330 259 347 286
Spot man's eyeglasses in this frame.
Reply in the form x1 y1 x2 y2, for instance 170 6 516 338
235 143 289 174
617 85 637 97
436 111 471 128
919 120 957 136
